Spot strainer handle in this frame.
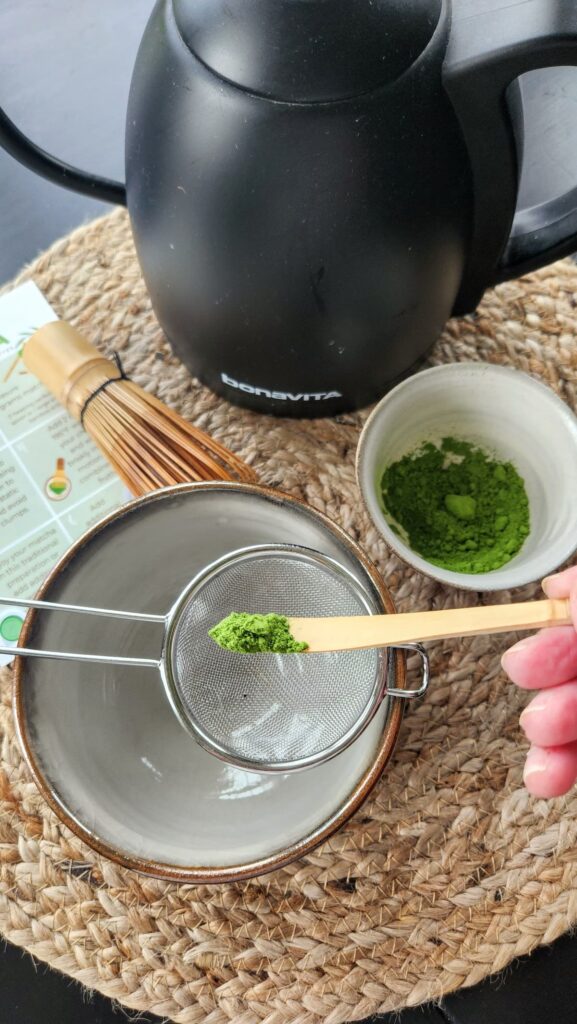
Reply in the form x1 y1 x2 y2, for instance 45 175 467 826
0 645 160 667
0 596 165 622
0 595 165 668
385 643 430 700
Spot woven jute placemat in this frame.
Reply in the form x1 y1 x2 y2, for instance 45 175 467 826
1 208 577 1022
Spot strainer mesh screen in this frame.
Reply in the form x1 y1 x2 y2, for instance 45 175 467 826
170 552 384 766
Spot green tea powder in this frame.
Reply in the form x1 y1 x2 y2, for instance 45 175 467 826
209 612 308 653
380 437 530 573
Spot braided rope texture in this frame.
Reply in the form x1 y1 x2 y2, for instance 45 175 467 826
1 208 577 1022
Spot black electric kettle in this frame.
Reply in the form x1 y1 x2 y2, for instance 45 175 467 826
2 0 577 416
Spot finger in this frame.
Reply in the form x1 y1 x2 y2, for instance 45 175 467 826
542 565 577 600
520 682 577 746
501 626 577 689
524 742 577 798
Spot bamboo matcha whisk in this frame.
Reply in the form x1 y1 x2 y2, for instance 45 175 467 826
23 322 257 495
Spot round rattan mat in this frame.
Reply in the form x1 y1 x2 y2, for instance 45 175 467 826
1 209 577 1022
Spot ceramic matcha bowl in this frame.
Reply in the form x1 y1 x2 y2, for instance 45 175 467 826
356 363 577 591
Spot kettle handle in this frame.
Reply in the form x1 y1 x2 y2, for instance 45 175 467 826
444 0 577 313
0 104 126 205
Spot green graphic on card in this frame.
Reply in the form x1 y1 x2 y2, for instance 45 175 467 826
0 282 127 663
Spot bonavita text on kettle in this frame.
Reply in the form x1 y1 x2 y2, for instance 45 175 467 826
221 374 342 402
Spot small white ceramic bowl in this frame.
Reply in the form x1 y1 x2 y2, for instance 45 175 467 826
356 363 577 591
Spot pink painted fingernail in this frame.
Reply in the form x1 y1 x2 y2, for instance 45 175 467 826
508 636 539 654
501 636 539 671
524 748 549 779
542 574 560 595
519 703 546 725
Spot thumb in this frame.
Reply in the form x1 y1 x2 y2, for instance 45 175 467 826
543 566 577 630
542 565 577 598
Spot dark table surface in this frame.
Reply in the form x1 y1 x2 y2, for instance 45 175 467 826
2 2 577 1021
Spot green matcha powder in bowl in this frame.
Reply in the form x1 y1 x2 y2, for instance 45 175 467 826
380 436 529 574
356 363 577 591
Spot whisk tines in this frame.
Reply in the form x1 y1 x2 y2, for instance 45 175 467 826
23 322 257 495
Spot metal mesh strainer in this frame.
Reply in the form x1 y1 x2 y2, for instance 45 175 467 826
164 546 386 770
1 544 429 772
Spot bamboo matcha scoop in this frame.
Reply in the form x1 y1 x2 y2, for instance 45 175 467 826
210 599 572 654
287 598 572 652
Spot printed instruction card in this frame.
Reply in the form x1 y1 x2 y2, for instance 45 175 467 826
0 282 127 662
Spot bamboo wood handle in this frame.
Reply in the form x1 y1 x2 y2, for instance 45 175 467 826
23 322 120 420
288 599 572 653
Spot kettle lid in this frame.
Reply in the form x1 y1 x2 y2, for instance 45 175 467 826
173 0 442 102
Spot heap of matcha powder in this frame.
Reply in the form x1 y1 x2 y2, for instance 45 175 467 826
380 437 530 573
209 612 308 653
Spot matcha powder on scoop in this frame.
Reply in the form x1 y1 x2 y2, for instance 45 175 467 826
209 612 309 653
380 437 530 573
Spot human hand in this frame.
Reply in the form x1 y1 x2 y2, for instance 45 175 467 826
501 566 577 798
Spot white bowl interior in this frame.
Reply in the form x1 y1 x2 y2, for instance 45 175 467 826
21 488 394 871
358 364 577 589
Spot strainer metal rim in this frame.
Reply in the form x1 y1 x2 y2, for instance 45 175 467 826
159 543 390 773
